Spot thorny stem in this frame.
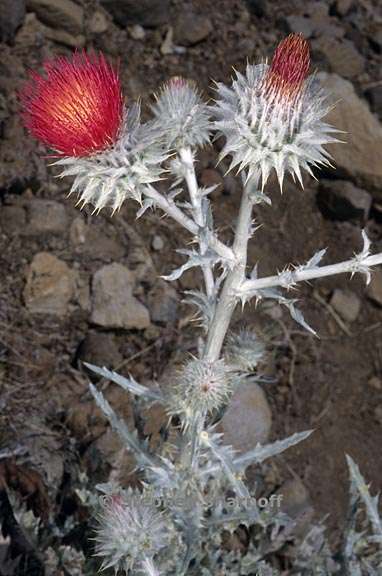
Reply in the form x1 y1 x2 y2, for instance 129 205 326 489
239 252 382 295
179 146 215 299
204 180 255 362
144 186 234 264
141 557 160 576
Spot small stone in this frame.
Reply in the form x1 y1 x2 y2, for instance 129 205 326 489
0 0 25 42
151 235 164 251
89 10 109 34
330 289 361 322
128 24 145 40
100 0 170 27
91 262 150 329
27 0 84 35
24 252 76 316
317 180 372 222
76 331 122 373
24 199 68 235
312 37 364 79
367 269 382 307
220 382 272 452
147 280 178 324
319 73 382 192
174 10 212 46
0 204 26 235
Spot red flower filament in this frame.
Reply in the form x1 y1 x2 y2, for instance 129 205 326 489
264 33 310 104
19 51 124 157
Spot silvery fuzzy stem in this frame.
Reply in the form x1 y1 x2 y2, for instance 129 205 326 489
179 147 203 227
144 186 235 264
204 182 255 362
239 252 382 295
179 146 215 298
141 557 160 576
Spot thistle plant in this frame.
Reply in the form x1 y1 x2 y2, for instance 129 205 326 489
19 35 382 575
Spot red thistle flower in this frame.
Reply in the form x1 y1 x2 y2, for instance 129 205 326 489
263 33 310 104
19 51 124 157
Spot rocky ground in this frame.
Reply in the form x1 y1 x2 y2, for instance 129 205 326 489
0 0 382 574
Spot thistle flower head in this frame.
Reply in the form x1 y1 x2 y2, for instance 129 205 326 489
94 488 175 573
53 104 167 214
19 51 124 157
225 329 266 372
152 76 211 150
213 33 340 191
167 358 232 424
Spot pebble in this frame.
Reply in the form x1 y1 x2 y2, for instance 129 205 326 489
329 289 361 323
24 252 77 316
128 24 145 40
174 9 212 46
220 382 272 453
91 262 150 329
151 235 164 251
89 10 109 35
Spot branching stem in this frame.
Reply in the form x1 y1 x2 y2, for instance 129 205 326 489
239 252 382 295
144 186 234 264
179 146 215 298
204 180 255 362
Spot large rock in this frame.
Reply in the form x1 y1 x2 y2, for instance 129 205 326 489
312 37 364 79
0 0 25 42
24 252 77 316
220 382 272 453
100 0 170 27
91 263 150 329
319 73 382 193
26 0 84 35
